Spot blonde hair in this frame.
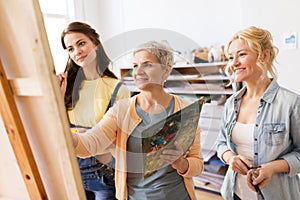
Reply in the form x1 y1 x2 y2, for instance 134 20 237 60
225 26 279 79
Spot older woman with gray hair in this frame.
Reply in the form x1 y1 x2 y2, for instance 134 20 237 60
71 40 204 200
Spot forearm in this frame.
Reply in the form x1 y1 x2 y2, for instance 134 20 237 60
71 126 113 158
222 150 237 164
250 158 290 190
262 159 290 174
172 156 189 174
73 134 94 158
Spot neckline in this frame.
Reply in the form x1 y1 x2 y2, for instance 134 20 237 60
136 97 174 116
236 121 254 126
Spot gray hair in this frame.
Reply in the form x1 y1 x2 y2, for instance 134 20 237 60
133 40 174 67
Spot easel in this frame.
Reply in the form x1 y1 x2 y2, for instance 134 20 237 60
0 60 47 199
0 0 85 199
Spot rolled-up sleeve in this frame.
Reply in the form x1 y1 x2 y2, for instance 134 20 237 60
216 103 231 163
73 107 118 158
282 96 300 176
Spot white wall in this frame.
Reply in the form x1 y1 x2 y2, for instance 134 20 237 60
71 0 300 94
239 0 300 94
0 117 30 199
77 0 242 46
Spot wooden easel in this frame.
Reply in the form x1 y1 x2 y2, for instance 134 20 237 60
0 0 85 199
0 59 47 199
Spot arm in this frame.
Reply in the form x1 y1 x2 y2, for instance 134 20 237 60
72 106 118 158
280 95 300 176
216 101 231 163
222 150 253 175
216 100 252 175
247 96 300 191
247 159 290 191
257 95 300 175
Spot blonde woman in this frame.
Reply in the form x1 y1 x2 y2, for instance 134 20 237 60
217 26 300 200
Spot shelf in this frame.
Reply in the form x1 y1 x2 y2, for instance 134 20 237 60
123 74 230 81
123 84 234 95
166 88 234 95
173 61 228 69
168 74 230 81
119 62 227 71
120 61 232 96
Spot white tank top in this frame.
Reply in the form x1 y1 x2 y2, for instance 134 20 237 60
232 122 257 200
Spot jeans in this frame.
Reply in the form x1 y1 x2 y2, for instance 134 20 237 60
78 156 116 200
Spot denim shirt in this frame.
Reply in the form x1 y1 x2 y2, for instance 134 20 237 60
216 79 300 200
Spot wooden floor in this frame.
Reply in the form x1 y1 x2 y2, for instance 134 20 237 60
195 188 223 200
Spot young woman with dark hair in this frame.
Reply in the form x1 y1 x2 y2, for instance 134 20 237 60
58 21 130 200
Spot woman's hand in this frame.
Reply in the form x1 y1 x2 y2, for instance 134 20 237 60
246 160 288 192
247 166 272 192
70 127 87 133
57 71 67 98
160 141 188 173
226 153 252 175
70 128 86 147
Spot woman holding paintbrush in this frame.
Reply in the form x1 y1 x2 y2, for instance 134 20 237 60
70 40 204 200
216 26 300 200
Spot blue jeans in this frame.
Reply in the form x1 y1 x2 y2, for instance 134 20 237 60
78 156 116 200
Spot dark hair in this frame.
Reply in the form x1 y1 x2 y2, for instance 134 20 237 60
61 21 117 110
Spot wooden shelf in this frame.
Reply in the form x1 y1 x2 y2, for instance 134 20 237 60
123 74 230 81
122 84 234 95
120 61 233 96
172 61 228 69
119 61 227 70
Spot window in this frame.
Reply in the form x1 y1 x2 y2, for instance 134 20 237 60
39 0 70 74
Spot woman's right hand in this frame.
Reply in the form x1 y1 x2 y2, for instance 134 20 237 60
224 151 252 175
70 127 87 133
228 155 252 175
57 71 67 98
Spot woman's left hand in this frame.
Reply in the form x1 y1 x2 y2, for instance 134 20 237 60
246 165 273 192
160 141 188 173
